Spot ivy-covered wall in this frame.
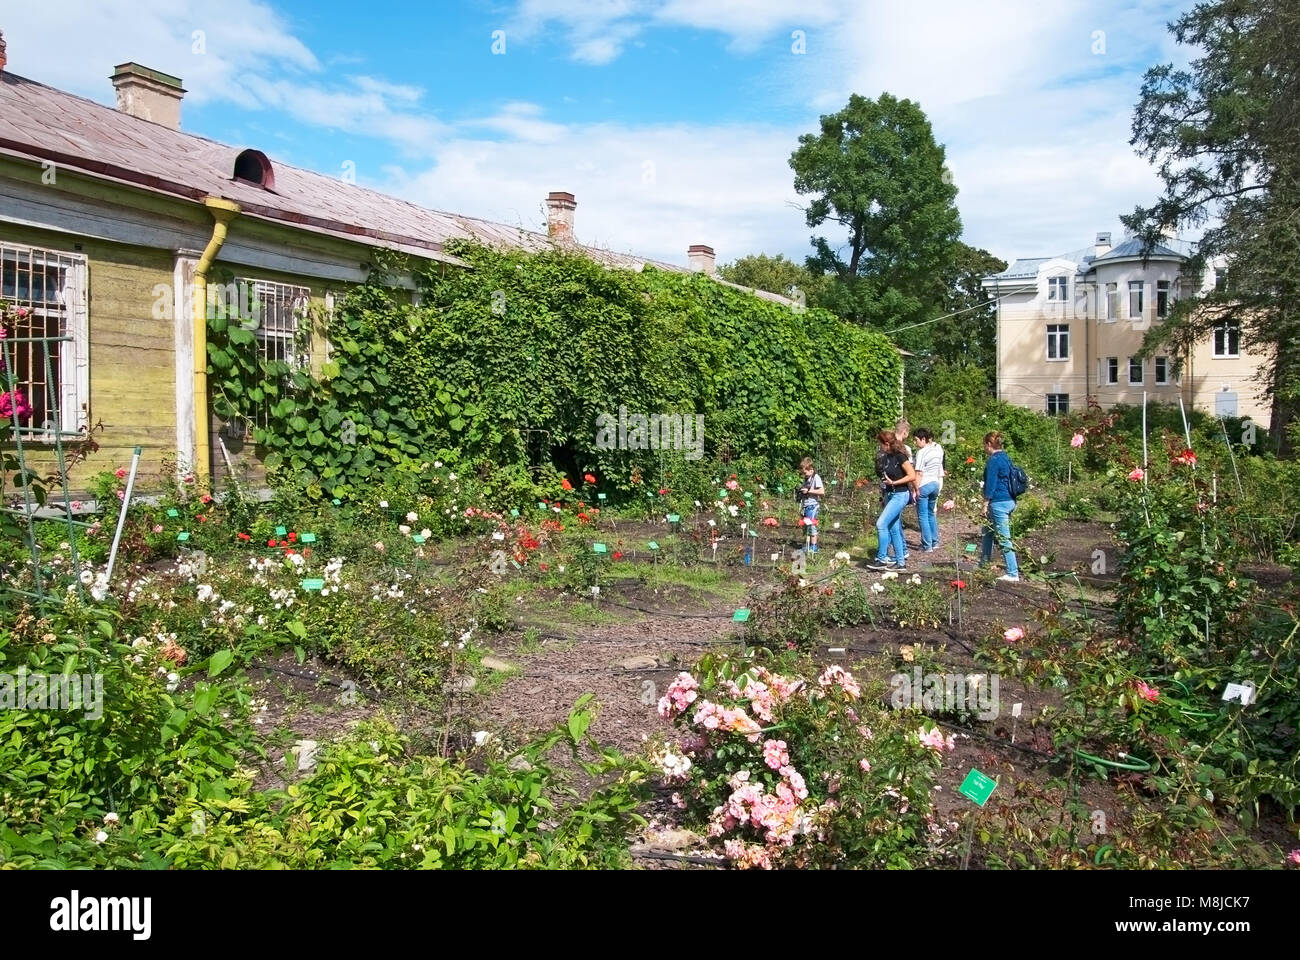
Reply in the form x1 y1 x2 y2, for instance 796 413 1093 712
209 242 901 499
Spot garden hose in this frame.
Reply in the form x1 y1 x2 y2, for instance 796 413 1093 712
1073 749 1154 772
1142 676 1220 719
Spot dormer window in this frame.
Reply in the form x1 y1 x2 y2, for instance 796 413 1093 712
233 149 276 190
1047 276 1068 301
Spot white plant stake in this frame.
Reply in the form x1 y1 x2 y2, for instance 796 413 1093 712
105 445 142 588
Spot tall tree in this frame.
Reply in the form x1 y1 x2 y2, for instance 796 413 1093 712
717 253 825 307
929 243 1007 381
1123 0 1300 453
789 93 962 330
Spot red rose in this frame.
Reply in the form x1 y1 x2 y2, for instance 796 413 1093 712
583 473 596 484
613 551 623 559
561 478 573 491
288 532 297 542
267 539 276 547
658 488 667 496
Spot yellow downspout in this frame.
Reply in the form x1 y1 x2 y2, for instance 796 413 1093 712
191 197 241 486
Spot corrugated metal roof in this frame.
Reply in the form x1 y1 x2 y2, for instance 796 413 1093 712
0 70 707 279
1093 237 1188 261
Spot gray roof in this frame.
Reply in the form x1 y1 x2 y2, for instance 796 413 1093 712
1094 237 1190 262
984 238 1192 283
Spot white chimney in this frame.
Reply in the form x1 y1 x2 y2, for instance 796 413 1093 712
1095 231 1112 258
0 30 8 74
546 191 577 244
111 62 186 130
688 244 716 275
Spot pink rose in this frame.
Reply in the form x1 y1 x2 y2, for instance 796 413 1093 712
1071 433 1085 448
1004 626 1025 642
114 467 127 479
152 524 163 534
1135 681 1159 703
941 499 955 511
1127 468 1145 481
859 759 872 773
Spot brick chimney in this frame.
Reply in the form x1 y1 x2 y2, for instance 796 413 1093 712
545 191 577 244
688 244 716 275
0 30 8 74
1094 231 1112 258
111 62 186 130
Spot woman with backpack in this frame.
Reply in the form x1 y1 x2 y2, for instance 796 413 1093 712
868 429 917 571
980 431 1021 582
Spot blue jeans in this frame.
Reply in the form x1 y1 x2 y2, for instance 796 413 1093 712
875 491 910 565
801 499 820 540
917 482 940 549
981 499 1019 577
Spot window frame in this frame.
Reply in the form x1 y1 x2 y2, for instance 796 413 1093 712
1046 393 1070 416
1155 356 1169 384
1212 321 1241 358
1128 281 1144 320
1104 356 1119 385
1047 275 1068 302
1156 280 1170 319
1128 356 1144 385
1104 282 1119 321
0 243 89 440
1045 323 1070 361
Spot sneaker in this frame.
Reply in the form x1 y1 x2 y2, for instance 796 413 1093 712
998 574 1021 583
866 560 896 570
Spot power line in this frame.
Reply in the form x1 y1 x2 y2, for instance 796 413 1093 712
889 292 1018 335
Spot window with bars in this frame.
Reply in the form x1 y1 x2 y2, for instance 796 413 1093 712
215 279 311 440
0 244 87 438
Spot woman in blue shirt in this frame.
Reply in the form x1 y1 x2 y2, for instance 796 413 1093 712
980 431 1020 582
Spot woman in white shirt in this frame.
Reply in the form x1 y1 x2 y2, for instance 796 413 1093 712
912 428 944 551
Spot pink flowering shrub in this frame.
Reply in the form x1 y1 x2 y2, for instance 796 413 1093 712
656 651 946 868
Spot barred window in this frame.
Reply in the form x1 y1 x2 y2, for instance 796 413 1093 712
0 243 87 438
213 278 311 440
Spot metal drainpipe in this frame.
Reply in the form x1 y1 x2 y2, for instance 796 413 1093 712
191 197 241 486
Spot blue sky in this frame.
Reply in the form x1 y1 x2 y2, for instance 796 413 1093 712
4 0 1195 268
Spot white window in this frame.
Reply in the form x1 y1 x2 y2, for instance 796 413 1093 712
1047 276 1068 301
1128 357 1144 384
1212 321 1240 358
215 278 311 438
1046 393 1069 415
1104 357 1119 384
1046 323 1070 360
1128 281 1144 320
1156 280 1170 318
0 243 88 438
1155 356 1169 384
1105 282 1119 321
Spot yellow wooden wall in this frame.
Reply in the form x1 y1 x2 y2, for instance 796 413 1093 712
1 223 176 494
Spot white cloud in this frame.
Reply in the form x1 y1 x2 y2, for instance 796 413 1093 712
382 120 808 266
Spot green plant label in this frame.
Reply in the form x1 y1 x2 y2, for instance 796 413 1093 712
176 532 190 542
732 609 750 622
749 529 758 537
275 526 288 536
300 533 317 544
965 544 978 554
538 502 548 511
718 490 727 499
597 493 607 500
648 541 660 551
777 486 783 493
667 514 680 522
166 508 180 518
510 508 520 517
959 769 997 807
300 578 325 591
332 498 341 506
593 543 607 554
412 534 426 544
745 491 753 499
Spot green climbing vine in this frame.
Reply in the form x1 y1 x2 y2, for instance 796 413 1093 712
204 244 902 500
